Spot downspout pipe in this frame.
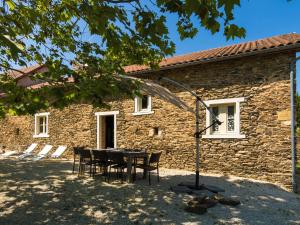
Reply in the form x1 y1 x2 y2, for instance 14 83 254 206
290 56 300 193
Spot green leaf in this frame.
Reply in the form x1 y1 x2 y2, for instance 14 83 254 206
6 0 16 10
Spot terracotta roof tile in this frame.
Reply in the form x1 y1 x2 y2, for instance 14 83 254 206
124 33 300 74
8 64 45 79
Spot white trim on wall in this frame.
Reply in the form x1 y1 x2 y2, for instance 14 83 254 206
203 97 245 139
202 134 246 139
132 111 154 116
95 111 119 149
204 97 245 105
95 111 119 116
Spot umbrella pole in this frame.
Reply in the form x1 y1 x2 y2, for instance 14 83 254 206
195 98 200 188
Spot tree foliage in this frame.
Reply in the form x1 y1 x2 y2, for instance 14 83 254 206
0 0 245 116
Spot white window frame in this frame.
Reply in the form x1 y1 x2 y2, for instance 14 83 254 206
202 97 245 139
132 95 154 116
33 112 50 138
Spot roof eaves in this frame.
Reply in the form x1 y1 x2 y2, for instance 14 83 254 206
126 43 300 76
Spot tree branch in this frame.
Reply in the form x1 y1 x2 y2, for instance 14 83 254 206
105 0 137 3
0 63 26 75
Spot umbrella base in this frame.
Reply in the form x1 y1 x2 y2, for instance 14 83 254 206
178 182 225 193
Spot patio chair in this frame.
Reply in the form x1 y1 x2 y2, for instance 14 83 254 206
136 151 162 185
18 143 38 159
30 145 53 161
92 150 111 176
51 146 67 158
107 151 127 183
72 146 85 173
0 150 17 158
78 149 94 177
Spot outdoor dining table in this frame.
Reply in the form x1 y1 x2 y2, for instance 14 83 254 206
101 149 149 183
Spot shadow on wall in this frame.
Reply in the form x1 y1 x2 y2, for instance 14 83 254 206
0 159 300 225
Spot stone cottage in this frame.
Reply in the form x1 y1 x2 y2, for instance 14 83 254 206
0 33 300 191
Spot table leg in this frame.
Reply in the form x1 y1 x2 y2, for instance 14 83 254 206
127 155 132 183
143 156 147 179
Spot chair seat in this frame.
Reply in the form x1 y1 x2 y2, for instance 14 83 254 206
95 160 112 167
136 164 157 171
111 163 127 168
80 158 96 165
82 161 94 165
111 163 127 169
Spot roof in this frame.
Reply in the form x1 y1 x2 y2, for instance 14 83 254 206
124 33 300 74
7 64 45 79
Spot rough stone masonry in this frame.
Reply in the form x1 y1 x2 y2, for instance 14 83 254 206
0 51 295 190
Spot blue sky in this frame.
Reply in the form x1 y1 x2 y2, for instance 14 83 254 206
165 0 300 92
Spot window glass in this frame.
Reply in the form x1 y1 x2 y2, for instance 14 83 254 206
39 117 44 134
135 95 151 113
35 114 48 136
227 105 235 132
38 116 47 134
211 107 219 132
141 95 148 109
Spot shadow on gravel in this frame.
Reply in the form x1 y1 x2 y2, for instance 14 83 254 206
0 159 300 225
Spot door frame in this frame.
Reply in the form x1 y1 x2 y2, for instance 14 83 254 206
95 111 119 149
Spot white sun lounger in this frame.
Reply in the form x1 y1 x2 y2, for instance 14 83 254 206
18 143 38 159
31 145 53 161
0 150 17 158
51 146 67 158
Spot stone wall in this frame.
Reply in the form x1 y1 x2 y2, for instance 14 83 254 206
0 51 295 190
0 104 95 152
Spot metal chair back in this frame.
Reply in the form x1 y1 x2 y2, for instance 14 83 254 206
78 149 92 160
107 151 125 165
73 146 84 155
149 151 162 164
92 150 108 162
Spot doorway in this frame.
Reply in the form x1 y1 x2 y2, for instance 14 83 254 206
104 115 114 148
95 111 119 149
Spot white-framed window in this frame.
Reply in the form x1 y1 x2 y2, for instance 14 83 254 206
132 95 154 115
202 98 245 139
33 112 49 138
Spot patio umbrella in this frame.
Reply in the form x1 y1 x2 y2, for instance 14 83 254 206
121 75 221 188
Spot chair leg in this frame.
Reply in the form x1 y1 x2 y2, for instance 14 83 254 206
79 164 83 177
148 170 151 185
101 166 106 180
78 163 81 177
133 158 137 182
89 164 92 177
92 164 96 177
103 166 107 176
78 159 82 177
157 167 160 182
81 164 85 176
108 166 111 183
121 168 124 184
72 158 76 173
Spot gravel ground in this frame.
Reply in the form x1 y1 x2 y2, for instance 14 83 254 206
0 159 299 225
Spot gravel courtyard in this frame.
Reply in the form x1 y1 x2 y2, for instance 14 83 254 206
0 159 299 225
